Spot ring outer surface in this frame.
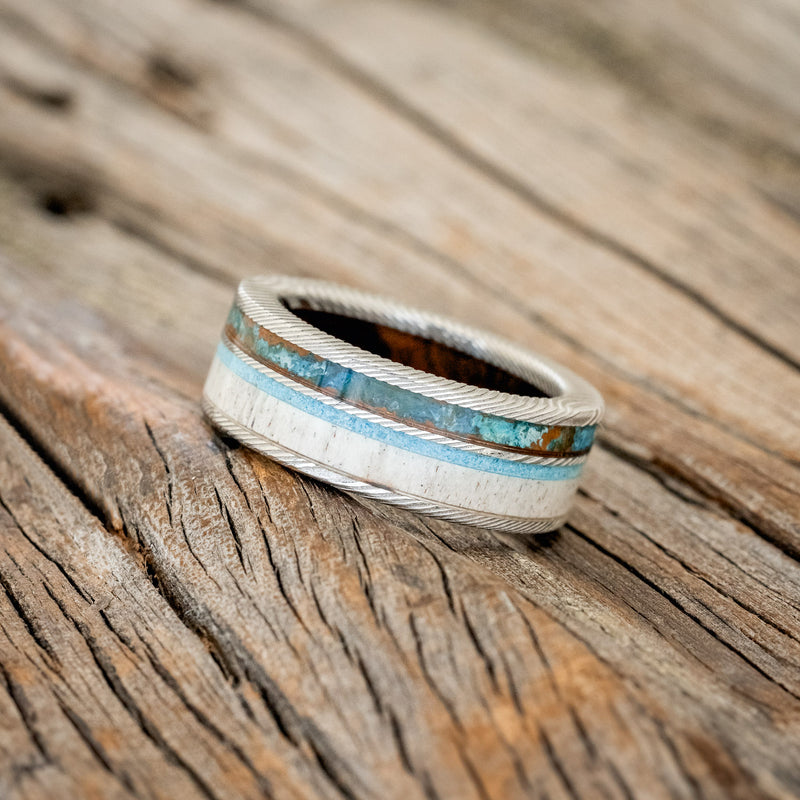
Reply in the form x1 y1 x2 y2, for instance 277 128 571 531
202 275 604 533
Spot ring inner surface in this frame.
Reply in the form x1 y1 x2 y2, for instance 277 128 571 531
288 303 551 398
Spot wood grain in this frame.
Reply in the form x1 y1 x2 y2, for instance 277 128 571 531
0 0 799 797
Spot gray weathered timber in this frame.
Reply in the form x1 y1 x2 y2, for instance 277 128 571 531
0 0 799 798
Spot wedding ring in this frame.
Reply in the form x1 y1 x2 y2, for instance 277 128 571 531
202 276 603 533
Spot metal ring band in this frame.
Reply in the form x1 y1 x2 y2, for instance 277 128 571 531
203 276 604 533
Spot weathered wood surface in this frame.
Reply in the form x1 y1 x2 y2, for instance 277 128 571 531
0 0 799 797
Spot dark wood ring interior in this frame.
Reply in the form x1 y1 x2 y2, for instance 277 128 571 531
289 305 550 398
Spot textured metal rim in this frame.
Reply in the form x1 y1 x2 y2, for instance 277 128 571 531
237 275 604 427
203 274 604 532
203 398 567 534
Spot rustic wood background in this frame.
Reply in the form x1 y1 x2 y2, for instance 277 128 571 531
1 0 799 798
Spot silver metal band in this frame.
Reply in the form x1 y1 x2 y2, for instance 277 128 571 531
202 275 604 532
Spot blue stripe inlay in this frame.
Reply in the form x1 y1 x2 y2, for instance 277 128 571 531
228 307 596 455
216 342 583 482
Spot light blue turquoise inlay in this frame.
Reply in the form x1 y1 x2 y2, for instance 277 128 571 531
227 307 596 455
216 342 583 482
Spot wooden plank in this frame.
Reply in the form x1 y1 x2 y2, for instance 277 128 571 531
1 24 799 568
0 0 799 796
0 248 640 799
0 178 799 796
22 0 798 369
0 6 799 434
246 0 800 366
0 420 334 800
423 0 800 157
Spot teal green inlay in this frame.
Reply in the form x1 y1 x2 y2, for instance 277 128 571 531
227 305 596 455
